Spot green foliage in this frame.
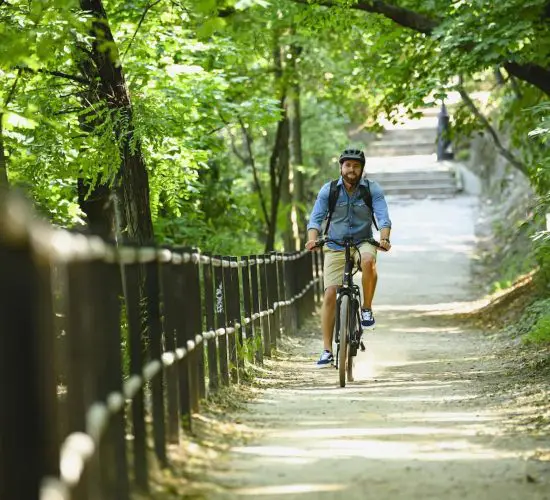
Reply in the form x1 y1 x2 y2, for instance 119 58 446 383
532 210 550 284
522 298 550 344
526 101 550 194
524 314 550 344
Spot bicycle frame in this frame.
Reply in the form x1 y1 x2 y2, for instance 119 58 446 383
333 239 363 363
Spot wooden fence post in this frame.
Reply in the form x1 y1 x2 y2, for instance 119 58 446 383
191 249 206 402
240 256 254 364
267 252 278 350
275 253 285 338
0 212 58 500
94 253 130 500
225 257 239 383
231 257 244 380
159 247 182 441
185 250 204 410
249 256 263 365
203 254 219 393
65 259 100 500
285 254 298 334
214 256 230 386
143 251 167 468
259 254 271 357
121 250 149 492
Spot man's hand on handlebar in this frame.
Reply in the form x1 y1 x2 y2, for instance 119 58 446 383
305 239 320 251
379 239 391 252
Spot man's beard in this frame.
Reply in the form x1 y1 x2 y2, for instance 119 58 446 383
343 172 360 185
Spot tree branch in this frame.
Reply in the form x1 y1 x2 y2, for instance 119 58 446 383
503 62 550 97
54 107 84 116
291 0 550 96
3 69 22 108
122 0 163 60
457 83 528 176
217 110 247 162
292 0 439 34
17 66 90 85
238 117 271 228
227 129 247 164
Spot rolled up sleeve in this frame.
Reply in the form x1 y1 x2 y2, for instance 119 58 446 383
307 182 331 232
370 181 392 229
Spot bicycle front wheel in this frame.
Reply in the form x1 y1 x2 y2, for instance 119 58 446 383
347 300 357 382
338 295 350 388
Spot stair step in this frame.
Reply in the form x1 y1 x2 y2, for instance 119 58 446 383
370 139 436 147
366 146 435 156
368 170 455 179
371 179 457 188
382 185 459 195
370 177 456 185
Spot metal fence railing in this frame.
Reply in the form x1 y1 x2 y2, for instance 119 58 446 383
0 191 323 500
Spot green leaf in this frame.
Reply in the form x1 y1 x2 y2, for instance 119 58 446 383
197 18 226 39
3 112 39 130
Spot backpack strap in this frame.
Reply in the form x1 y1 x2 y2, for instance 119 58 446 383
358 179 379 231
324 179 339 235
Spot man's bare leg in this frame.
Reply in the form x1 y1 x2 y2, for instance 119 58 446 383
361 254 377 309
321 286 337 351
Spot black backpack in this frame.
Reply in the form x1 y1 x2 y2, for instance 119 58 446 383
324 179 379 235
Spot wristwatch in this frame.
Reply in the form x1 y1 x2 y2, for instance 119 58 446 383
381 238 390 244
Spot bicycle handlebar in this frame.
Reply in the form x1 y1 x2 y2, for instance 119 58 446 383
313 236 382 249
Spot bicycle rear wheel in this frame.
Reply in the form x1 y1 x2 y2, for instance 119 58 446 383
338 295 350 388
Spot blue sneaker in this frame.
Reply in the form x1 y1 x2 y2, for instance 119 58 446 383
316 350 334 368
361 308 375 330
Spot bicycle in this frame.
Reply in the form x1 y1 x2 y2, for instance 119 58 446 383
314 236 381 387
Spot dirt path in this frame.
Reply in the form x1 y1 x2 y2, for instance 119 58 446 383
196 195 550 499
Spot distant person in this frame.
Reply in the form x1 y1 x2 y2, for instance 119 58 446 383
305 149 392 368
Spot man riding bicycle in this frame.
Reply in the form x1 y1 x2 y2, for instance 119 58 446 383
305 148 392 368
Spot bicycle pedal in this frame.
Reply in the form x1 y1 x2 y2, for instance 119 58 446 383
360 341 366 351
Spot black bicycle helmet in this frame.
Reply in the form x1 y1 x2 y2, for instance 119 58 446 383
339 148 365 167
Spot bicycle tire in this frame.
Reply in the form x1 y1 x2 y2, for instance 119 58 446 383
338 295 350 388
347 300 356 382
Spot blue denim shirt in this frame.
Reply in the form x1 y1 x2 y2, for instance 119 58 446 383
307 177 392 251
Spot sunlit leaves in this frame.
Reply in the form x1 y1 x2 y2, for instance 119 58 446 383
2 112 38 129
197 17 227 39
2 0 549 252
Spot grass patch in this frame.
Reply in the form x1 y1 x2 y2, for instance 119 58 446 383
523 304 550 345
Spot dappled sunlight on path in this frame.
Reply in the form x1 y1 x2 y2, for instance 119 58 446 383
204 324 550 499
196 143 550 499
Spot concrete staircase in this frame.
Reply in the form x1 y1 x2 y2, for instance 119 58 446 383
368 168 459 196
360 108 461 197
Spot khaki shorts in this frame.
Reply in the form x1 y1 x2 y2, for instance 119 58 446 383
323 242 377 289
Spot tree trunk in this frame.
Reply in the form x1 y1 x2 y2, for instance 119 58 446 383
289 41 305 250
77 178 117 238
75 53 118 239
0 116 8 186
265 104 290 252
80 0 155 244
280 139 293 252
265 39 291 252
0 72 20 189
